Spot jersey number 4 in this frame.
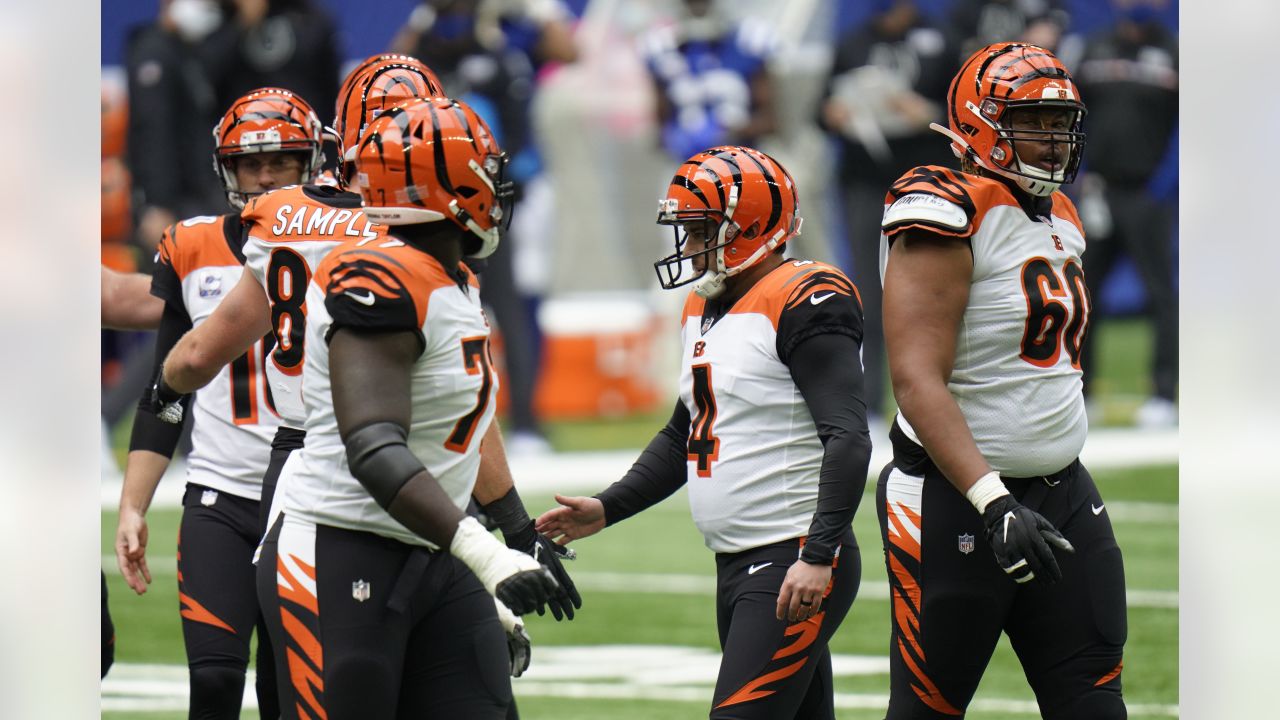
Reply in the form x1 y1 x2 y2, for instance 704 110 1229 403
1019 258 1089 369
688 364 720 477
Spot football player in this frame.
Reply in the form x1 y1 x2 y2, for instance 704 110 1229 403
876 42 1126 718
256 95 556 719
114 87 325 719
538 146 871 719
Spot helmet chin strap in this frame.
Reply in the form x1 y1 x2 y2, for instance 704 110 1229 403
929 121 1060 197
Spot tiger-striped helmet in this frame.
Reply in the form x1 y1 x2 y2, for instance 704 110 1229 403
211 87 324 208
655 146 802 299
333 54 444 185
933 42 1086 197
355 96 512 259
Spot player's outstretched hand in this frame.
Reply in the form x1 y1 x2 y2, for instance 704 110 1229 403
981 495 1074 585
535 495 605 546
515 533 581 621
115 510 152 595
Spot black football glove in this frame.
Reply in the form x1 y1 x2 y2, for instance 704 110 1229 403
981 495 1074 585
494 565 559 616
482 487 583 621
148 365 187 424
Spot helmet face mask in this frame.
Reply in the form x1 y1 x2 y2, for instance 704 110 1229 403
212 87 325 209
654 147 801 299
934 42 1087 197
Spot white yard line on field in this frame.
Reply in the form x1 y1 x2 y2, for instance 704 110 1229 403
102 654 1179 717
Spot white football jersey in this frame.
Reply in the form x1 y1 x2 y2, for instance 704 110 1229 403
678 260 863 553
240 185 380 428
880 165 1089 477
279 238 498 547
153 214 279 500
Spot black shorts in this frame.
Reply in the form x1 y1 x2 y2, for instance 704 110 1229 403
260 425 306 536
177 483 264 673
876 431 1127 719
710 528 860 720
258 514 512 720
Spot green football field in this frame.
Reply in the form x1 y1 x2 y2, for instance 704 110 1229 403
101 319 1177 718
101 463 1176 719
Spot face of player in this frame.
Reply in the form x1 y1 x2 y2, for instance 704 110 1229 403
681 220 716 275
233 152 306 196
1005 106 1076 175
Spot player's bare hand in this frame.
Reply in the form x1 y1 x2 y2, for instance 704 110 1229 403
776 559 831 623
115 509 152 595
534 495 605 545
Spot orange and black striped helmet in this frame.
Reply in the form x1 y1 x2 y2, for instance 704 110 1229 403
655 146 802 299
211 87 324 208
355 96 512 259
333 54 444 185
934 42 1086 197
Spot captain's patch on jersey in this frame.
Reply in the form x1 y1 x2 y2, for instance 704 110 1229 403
882 192 968 232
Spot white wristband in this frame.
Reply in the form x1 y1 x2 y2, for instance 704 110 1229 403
964 471 1010 515
450 516 540 595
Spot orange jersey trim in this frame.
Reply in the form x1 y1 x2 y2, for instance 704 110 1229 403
242 186 376 245
682 261 858 332
883 165 1021 241
158 216 241 282
316 239 478 329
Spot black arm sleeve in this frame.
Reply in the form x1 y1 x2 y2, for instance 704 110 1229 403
789 332 873 564
595 400 690 527
128 301 193 456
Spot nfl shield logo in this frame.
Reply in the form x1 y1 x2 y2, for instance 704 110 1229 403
199 271 223 298
701 316 714 334
958 534 975 555
352 580 371 602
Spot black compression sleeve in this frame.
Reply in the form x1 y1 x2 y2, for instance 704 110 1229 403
789 332 873 564
128 302 193 456
596 400 690 526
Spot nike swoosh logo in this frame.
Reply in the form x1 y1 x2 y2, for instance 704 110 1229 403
1092 503 1105 516
809 292 837 305
747 562 772 575
345 289 375 306
1002 512 1013 542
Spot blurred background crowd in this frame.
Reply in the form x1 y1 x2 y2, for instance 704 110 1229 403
101 0 1178 469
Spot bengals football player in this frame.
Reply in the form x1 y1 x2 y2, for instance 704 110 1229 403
876 42 1126 718
257 96 557 719
115 86 323 719
538 145 872 719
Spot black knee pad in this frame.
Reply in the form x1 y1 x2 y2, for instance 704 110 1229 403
189 664 247 720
